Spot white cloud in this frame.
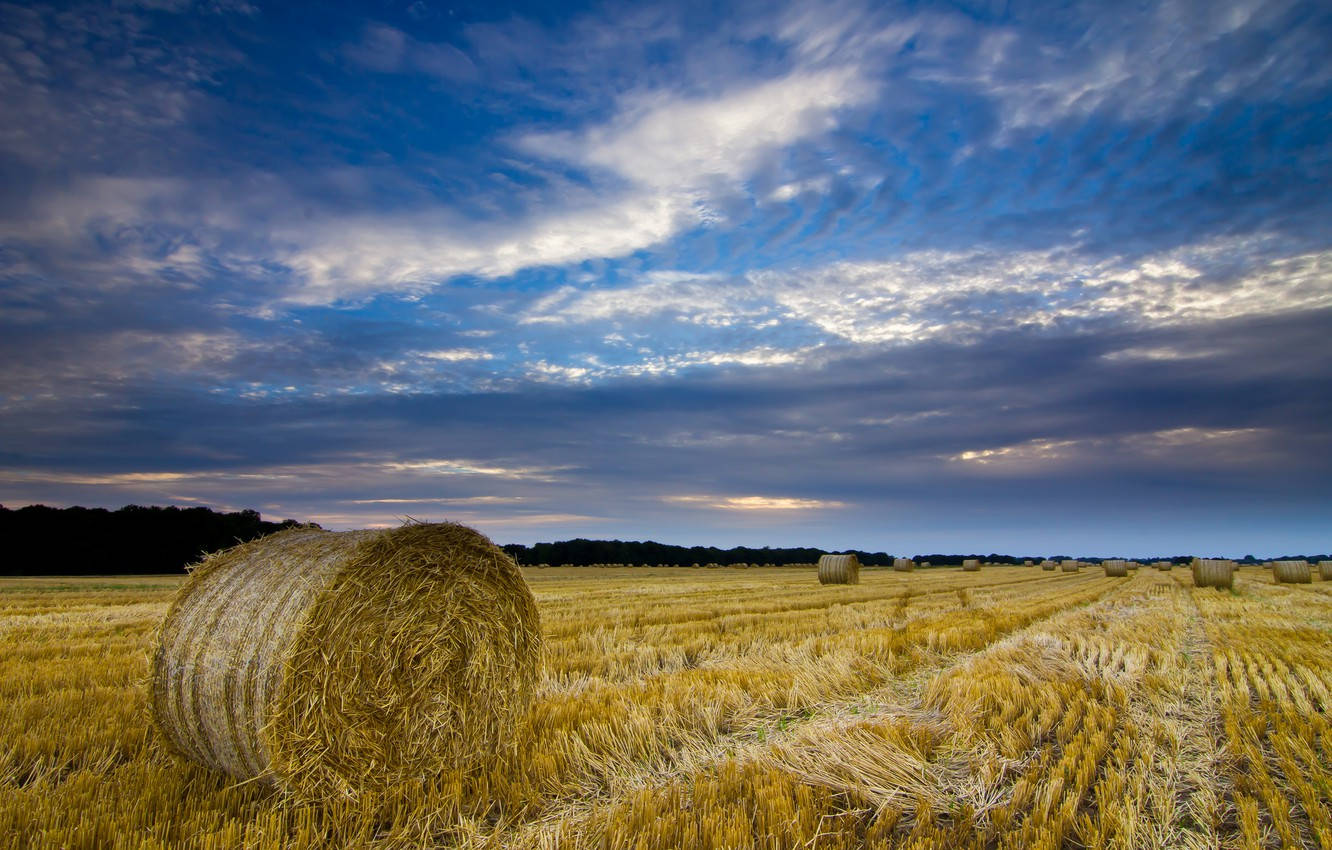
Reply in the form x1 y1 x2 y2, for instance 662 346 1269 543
665 494 846 511
949 427 1269 470
415 348 495 362
520 237 1332 348
277 66 871 304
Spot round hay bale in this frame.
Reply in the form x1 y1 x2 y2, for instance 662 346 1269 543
1040 560 1057 571
1191 558 1235 589
1272 560 1312 584
961 559 981 572
1023 559 1033 566
1060 560 1080 572
818 553 860 585
1102 559 1129 577
1319 561 1332 581
149 522 541 800
893 557 915 572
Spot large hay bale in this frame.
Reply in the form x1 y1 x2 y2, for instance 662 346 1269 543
150 522 541 800
1272 560 1312 584
1060 560 1080 572
817 553 860 585
1191 558 1235 589
961 559 981 571
1103 559 1129 577
1040 560 1057 571
1319 561 1332 581
893 557 915 572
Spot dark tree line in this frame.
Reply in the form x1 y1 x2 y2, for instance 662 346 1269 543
501 538 896 567
0 504 311 576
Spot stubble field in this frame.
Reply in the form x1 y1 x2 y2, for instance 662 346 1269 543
1 564 1329 849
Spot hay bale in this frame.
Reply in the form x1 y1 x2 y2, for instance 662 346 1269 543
1102 559 1129 577
1060 560 1080 572
1319 561 1332 581
961 559 981 571
1023 559 1033 566
893 557 915 572
817 554 860 585
1272 560 1312 584
1040 560 1057 571
150 522 541 800
1191 558 1235 589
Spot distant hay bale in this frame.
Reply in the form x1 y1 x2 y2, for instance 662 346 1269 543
1023 559 1033 566
1040 560 1057 571
817 554 860 585
1060 560 1080 572
1153 561 1172 570
893 557 915 572
1272 560 1312 584
961 559 981 571
149 522 541 800
1191 558 1235 589
1102 559 1129 577
921 561 931 567
1319 561 1332 581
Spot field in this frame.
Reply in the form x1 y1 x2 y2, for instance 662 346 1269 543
2 565 1330 849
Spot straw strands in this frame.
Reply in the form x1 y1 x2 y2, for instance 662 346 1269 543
1271 560 1312 584
1320 561 1332 580
149 522 541 800
816 553 860 585
1102 560 1129 577
1191 558 1235 589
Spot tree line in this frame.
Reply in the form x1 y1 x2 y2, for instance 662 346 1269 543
2 505 1324 575
0 504 310 576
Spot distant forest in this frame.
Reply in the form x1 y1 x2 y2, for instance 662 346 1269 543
1 505 1324 576
499 539 1321 568
0 504 309 576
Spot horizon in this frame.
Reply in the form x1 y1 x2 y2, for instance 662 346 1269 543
1 501 1325 562
1 0 1329 556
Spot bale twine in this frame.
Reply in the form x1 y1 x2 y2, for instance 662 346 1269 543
1060 560 1080 572
1319 561 1332 581
893 557 915 572
961 559 981 572
1272 560 1312 584
1102 559 1129 577
1040 560 1057 571
817 554 860 585
149 522 541 800
1191 558 1235 589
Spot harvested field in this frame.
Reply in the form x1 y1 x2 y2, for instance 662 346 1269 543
1 565 1330 849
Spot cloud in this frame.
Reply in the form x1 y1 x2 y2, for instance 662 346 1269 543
276 64 872 304
948 427 1272 472
518 237 1332 354
342 23 477 81
665 494 847 511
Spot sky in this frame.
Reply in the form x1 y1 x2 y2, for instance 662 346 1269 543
0 0 1329 557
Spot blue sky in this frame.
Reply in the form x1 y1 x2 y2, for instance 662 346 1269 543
1 0 1329 556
